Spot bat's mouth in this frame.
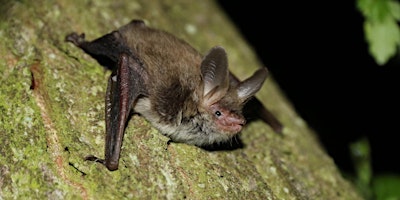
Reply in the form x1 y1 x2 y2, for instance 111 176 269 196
217 118 246 134
226 123 243 134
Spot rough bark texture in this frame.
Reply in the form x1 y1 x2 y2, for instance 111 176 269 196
0 0 362 199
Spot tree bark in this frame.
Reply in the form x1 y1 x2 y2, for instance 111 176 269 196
0 0 362 199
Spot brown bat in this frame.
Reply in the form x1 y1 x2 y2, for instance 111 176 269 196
66 20 282 171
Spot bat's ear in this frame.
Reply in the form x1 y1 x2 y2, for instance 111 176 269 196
201 46 229 106
236 68 268 102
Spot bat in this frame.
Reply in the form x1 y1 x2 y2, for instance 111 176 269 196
66 19 282 171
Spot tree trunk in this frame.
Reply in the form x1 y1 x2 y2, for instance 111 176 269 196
0 0 362 199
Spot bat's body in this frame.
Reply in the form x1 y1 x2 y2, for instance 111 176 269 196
66 20 282 171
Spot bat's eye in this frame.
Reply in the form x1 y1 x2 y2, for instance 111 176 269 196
215 111 222 117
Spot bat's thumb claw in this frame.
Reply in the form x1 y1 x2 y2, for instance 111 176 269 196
65 32 86 46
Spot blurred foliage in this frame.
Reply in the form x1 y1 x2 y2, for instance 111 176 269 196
357 0 400 65
350 138 400 200
373 175 400 200
350 138 373 199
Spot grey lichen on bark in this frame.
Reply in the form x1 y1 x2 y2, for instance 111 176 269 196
0 0 362 199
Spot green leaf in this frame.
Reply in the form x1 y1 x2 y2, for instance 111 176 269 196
389 0 400 20
357 0 391 22
357 0 400 65
364 17 400 65
373 174 400 200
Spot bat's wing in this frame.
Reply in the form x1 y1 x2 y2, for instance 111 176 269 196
66 32 148 171
102 53 147 170
243 97 283 133
66 31 128 70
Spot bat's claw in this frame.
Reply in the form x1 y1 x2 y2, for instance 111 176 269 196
65 32 86 46
85 155 105 165
85 155 119 171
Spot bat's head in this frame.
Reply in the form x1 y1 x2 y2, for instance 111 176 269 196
199 46 268 138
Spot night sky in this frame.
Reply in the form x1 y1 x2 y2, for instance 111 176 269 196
217 1 400 174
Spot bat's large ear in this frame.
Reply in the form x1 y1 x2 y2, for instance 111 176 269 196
201 46 229 106
236 68 268 102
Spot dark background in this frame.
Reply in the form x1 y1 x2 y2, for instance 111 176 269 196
217 1 400 174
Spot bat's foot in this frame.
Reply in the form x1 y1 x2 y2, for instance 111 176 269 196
165 139 173 150
65 32 86 46
85 155 119 171
85 155 105 165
